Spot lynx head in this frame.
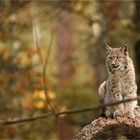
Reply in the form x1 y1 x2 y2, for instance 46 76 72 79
105 43 128 73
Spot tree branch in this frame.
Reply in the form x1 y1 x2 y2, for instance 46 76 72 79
0 96 140 125
42 30 56 114
33 26 56 114
75 116 140 140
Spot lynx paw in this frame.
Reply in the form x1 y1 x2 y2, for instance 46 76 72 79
134 106 140 116
105 110 112 118
113 109 124 118
126 110 135 119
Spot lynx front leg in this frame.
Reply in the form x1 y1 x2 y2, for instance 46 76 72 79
113 104 125 118
112 91 125 118
124 88 138 118
124 100 136 118
105 106 113 118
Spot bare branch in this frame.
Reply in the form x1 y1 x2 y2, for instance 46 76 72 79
33 28 56 114
0 96 140 125
0 112 53 125
42 30 56 114
44 30 54 70
33 27 44 67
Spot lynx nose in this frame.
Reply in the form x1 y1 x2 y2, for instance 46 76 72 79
112 64 119 68
112 64 116 67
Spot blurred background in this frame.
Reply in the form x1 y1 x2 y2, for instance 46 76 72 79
0 0 140 139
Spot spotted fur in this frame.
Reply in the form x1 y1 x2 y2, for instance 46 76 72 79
98 44 138 118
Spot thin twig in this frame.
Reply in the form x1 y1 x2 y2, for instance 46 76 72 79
0 112 53 125
34 27 56 114
44 31 54 70
31 2 55 114
1 96 140 125
33 27 44 67
42 31 56 113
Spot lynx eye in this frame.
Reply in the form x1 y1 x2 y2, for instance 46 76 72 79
118 56 124 59
108 56 112 59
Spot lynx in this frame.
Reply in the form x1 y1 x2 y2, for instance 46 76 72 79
98 43 138 118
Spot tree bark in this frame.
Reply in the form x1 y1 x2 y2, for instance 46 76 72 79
75 114 140 140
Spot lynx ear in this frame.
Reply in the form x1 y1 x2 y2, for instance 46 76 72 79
120 43 128 55
105 43 112 52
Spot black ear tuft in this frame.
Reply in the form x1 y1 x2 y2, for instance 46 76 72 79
120 43 128 55
105 43 112 52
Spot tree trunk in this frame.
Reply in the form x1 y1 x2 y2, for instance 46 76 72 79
93 0 119 88
56 9 74 139
133 1 140 94
106 0 119 45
